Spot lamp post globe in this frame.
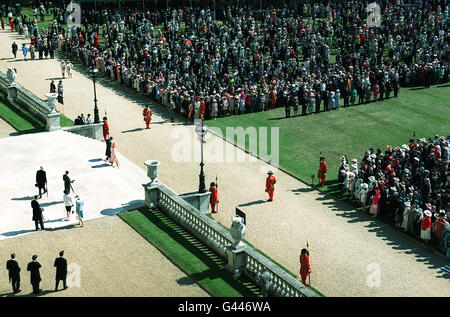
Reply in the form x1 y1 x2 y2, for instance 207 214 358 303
195 120 208 193
90 67 100 124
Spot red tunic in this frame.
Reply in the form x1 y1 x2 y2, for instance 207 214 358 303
209 187 219 212
299 254 311 277
143 108 152 127
265 175 276 200
318 162 327 178
199 102 205 119
103 121 109 140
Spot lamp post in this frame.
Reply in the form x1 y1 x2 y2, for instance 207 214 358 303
195 119 208 193
90 66 100 123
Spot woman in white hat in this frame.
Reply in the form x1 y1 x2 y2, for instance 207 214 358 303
401 201 411 231
420 210 432 244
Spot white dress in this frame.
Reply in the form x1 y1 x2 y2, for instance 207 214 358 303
359 184 369 204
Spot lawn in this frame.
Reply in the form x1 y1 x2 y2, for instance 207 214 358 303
118 207 261 297
0 95 73 133
207 84 450 197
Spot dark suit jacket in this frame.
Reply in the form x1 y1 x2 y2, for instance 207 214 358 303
105 138 112 157
63 174 71 191
36 170 47 187
31 199 42 221
54 257 67 280
27 261 41 283
6 259 20 280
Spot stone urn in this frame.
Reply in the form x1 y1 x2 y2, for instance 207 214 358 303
144 160 161 184
230 216 246 249
45 93 58 113
6 67 17 84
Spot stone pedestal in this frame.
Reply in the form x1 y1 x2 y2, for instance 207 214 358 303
225 244 247 278
179 191 211 214
46 111 61 131
143 182 161 209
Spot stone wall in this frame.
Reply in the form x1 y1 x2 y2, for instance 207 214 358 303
144 180 320 297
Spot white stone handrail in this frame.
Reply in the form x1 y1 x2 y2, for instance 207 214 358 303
150 182 320 297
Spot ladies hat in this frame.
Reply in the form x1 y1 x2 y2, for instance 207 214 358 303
368 176 376 182
424 210 432 217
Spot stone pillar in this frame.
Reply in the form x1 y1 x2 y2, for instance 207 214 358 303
225 216 247 277
45 93 61 131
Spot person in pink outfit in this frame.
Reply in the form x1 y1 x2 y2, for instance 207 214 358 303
369 188 381 217
109 143 120 168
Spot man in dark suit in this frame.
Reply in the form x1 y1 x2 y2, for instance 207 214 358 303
105 136 113 161
11 41 18 58
35 166 47 198
27 255 41 294
6 253 21 293
63 170 74 194
54 251 68 291
31 195 44 231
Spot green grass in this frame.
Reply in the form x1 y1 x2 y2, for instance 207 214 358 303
118 207 261 297
0 95 73 134
207 85 450 198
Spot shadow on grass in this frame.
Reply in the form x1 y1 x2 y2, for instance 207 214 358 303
135 207 260 297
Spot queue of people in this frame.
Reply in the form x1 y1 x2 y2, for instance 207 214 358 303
338 135 450 255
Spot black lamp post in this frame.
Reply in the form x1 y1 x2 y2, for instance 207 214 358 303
90 66 100 123
195 119 208 193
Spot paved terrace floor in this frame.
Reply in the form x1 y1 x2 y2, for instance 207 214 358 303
1 29 449 296
0 216 207 297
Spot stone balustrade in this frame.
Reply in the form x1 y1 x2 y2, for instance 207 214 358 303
0 71 61 131
145 180 321 297
62 123 105 141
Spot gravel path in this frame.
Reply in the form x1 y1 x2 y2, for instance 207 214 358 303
1 29 448 297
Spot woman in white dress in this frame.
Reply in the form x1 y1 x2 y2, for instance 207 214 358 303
63 190 74 220
401 201 411 231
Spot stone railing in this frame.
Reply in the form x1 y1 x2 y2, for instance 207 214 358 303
144 180 320 297
62 123 105 141
0 71 61 131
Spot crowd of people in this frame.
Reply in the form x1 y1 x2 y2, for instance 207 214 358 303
4 1 447 122
338 135 450 255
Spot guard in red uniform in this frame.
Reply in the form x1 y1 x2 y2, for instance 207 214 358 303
143 105 152 129
265 170 276 201
188 102 194 121
102 117 109 141
199 100 206 119
299 248 311 286
209 182 219 213
317 157 327 187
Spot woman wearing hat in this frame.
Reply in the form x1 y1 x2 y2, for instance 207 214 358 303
369 186 381 217
265 171 276 201
109 143 119 168
420 210 432 244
